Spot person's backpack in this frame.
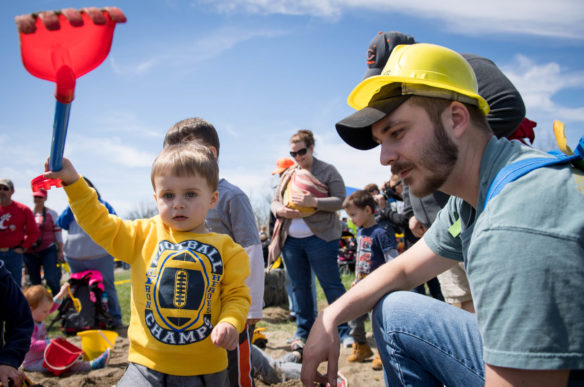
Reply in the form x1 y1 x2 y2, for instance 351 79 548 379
484 129 583 210
51 270 114 335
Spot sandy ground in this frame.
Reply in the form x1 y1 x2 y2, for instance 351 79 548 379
25 306 385 386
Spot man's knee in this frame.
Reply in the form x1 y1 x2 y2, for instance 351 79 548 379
372 291 428 329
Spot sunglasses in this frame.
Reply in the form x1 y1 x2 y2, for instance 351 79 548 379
390 180 402 189
289 147 308 158
0 186 10 191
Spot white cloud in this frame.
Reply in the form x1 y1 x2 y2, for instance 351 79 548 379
199 0 342 19
502 55 584 122
70 138 156 168
197 0 584 38
110 25 290 76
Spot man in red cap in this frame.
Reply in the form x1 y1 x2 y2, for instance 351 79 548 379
0 179 40 286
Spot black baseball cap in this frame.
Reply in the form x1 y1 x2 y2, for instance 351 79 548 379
336 92 411 150
363 31 416 79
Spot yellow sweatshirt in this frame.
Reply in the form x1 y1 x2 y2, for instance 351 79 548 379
65 178 251 376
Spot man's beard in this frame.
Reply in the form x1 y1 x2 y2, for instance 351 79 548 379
395 120 458 198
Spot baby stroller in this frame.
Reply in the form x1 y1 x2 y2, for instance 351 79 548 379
338 229 356 275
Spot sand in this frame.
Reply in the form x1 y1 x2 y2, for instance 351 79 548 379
26 306 384 386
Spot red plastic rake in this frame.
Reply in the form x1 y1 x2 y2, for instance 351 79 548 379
15 7 126 191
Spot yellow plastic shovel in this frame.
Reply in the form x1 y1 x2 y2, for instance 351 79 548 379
67 286 82 313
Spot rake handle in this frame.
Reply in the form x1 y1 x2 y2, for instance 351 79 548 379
49 101 71 171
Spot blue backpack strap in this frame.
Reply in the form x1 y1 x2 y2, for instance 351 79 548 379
483 136 584 211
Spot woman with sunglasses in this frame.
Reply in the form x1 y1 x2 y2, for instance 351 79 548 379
270 129 351 350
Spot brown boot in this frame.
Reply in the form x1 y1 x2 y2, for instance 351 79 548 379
347 342 374 362
371 353 383 370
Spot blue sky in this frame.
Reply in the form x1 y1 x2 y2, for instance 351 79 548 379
2 0 584 221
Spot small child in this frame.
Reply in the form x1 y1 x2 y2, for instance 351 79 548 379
44 143 251 385
342 190 398 368
22 284 110 373
164 117 263 386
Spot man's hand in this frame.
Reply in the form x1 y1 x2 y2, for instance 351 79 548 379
409 216 428 238
374 194 387 210
211 322 238 351
276 206 302 219
0 364 24 387
43 157 79 186
301 311 340 386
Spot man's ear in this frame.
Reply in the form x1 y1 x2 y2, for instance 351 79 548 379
209 146 218 159
209 190 219 209
446 101 470 139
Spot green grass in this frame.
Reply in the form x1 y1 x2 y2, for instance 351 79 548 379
115 270 131 326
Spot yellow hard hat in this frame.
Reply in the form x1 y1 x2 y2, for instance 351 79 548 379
348 43 490 115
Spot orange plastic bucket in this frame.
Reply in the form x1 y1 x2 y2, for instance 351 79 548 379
43 337 84 375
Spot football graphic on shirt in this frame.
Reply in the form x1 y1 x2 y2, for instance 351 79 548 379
153 249 210 331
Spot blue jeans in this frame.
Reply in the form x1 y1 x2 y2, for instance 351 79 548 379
281 236 350 340
24 245 61 295
372 291 484 386
67 254 122 323
0 249 23 286
285 265 317 318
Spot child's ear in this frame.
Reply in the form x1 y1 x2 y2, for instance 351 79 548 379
153 192 157 202
209 190 219 209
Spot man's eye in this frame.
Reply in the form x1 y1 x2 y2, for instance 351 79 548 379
390 128 404 138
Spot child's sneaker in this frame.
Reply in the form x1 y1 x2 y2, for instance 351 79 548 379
371 353 383 370
290 337 305 352
347 342 374 362
90 348 111 370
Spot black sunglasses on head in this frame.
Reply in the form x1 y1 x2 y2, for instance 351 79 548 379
290 147 308 158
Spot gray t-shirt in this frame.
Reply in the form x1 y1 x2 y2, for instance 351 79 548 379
206 178 260 248
425 137 584 370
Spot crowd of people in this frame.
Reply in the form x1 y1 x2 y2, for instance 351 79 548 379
0 28 582 387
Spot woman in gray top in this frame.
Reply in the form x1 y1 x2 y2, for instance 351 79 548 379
271 130 351 346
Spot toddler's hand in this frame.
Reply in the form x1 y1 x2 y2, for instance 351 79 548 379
43 157 80 186
211 322 238 350
56 282 70 300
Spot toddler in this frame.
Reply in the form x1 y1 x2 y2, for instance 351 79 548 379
343 190 398 368
44 142 250 385
22 284 110 372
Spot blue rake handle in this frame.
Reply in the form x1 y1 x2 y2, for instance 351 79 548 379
49 100 72 172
